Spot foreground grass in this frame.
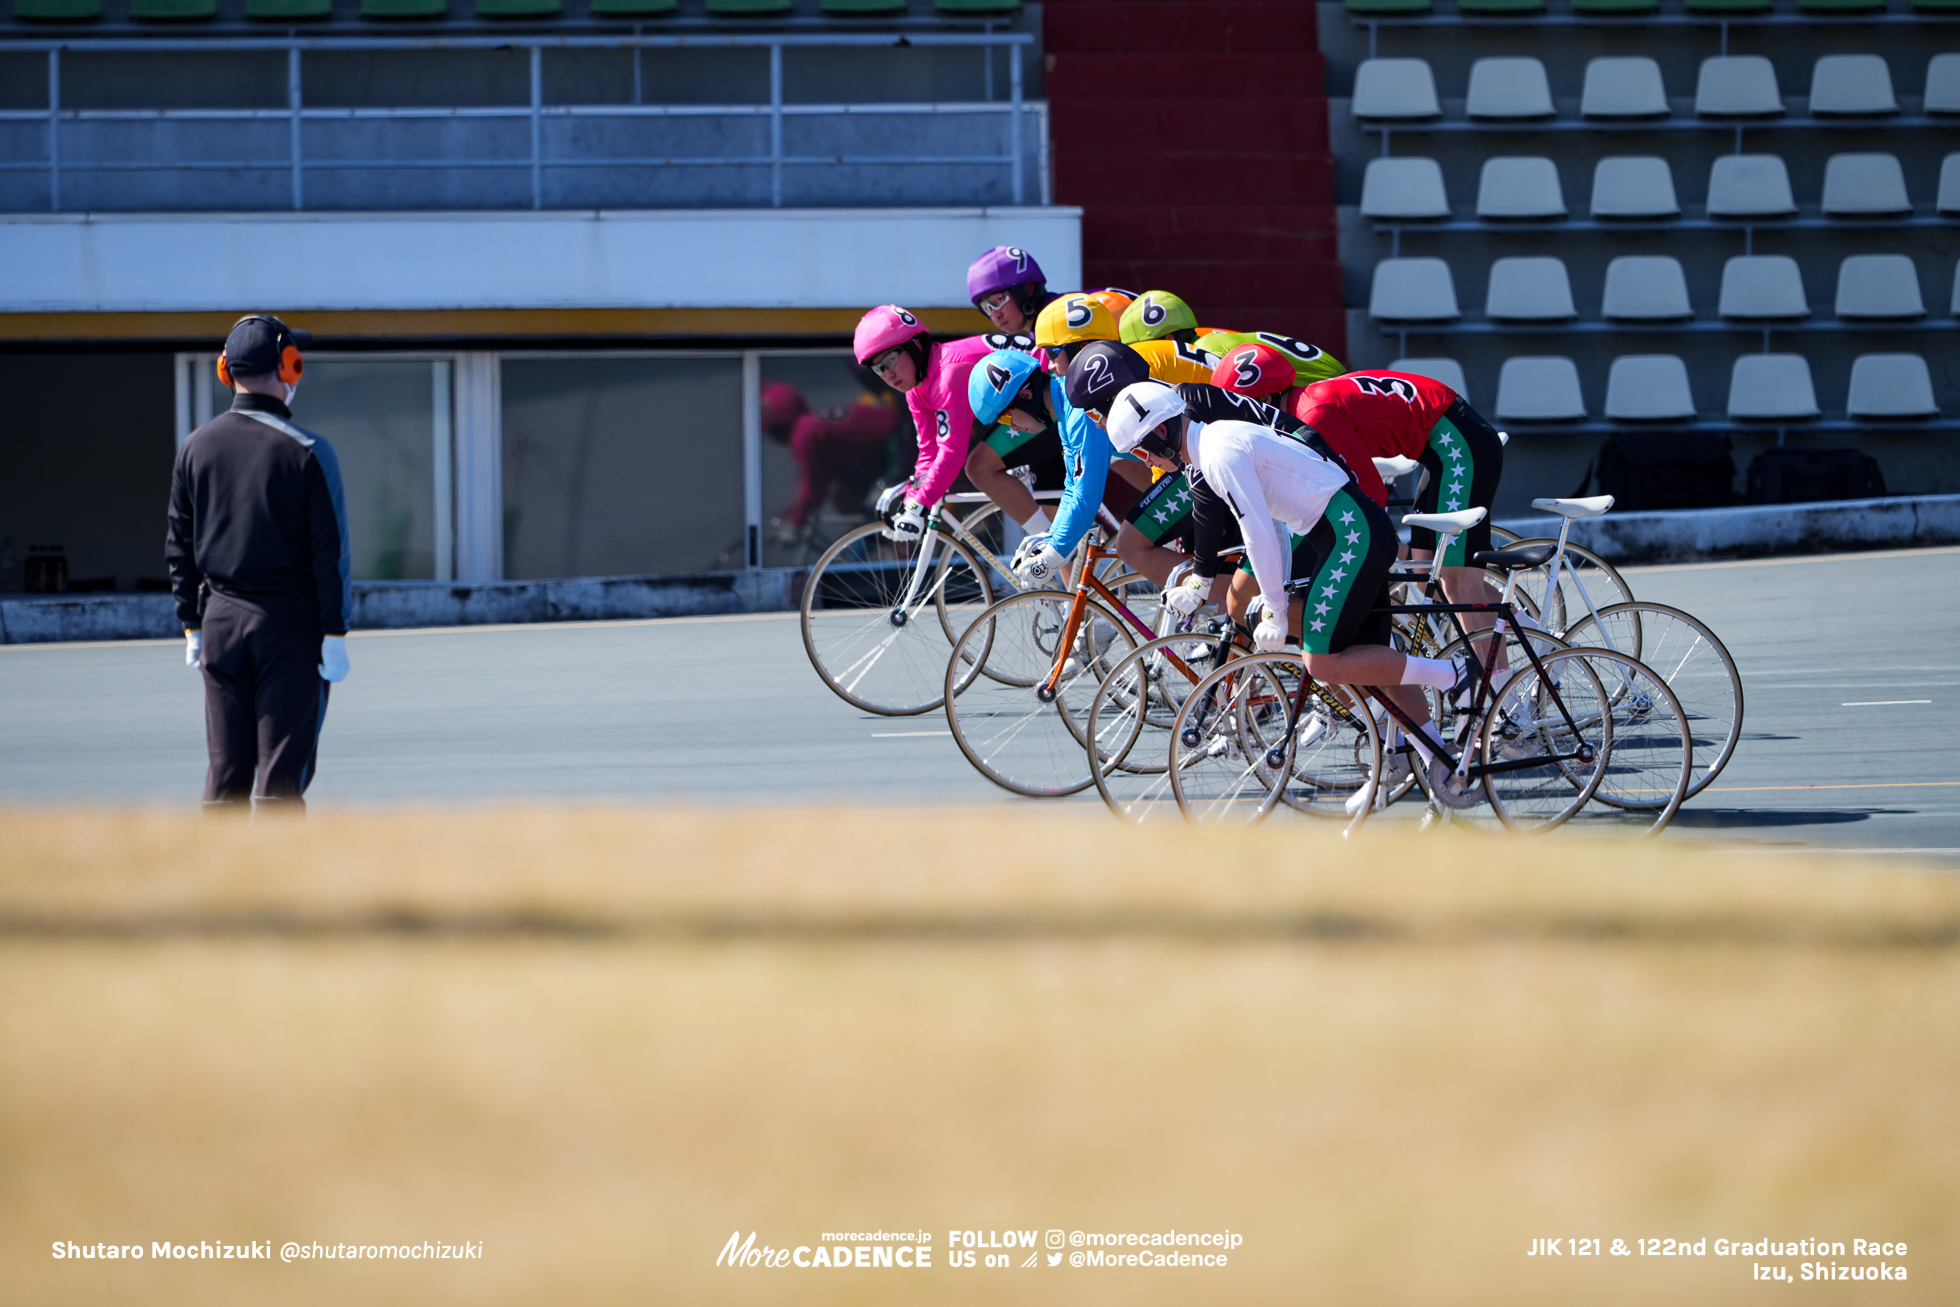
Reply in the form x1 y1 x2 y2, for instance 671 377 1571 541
2 809 1956 1306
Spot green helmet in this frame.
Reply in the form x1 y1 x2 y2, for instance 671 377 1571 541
1195 330 1345 387
1118 290 1199 345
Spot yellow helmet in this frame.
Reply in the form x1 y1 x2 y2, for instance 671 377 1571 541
1034 293 1120 350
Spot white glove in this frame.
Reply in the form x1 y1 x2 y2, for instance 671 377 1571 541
1011 534 1069 588
319 635 350 683
1253 609 1288 653
884 501 926 544
1163 572 1208 616
185 629 201 669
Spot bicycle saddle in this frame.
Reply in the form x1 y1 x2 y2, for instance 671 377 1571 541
1372 455 1419 480
1402 507 1487 535
1531 495 1615 519
1471 543 1557 571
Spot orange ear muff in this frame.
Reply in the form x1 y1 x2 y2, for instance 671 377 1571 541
216 352 233 389
278 346 303 385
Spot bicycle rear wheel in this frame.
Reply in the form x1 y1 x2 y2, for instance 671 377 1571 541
944 591 1137 797
799 522 991 716
1087 628 1236 823
1561 602 1742 803
1493 539 1635 637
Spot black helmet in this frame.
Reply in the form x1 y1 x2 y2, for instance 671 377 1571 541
1063 340 1152 421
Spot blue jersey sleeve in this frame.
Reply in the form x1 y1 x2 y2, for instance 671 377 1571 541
1046 378 1114 559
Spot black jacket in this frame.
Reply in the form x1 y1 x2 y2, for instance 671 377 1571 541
1174 385 1355 580
166 392 352 635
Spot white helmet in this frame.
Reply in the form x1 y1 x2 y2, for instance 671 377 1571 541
1105 380 1188 457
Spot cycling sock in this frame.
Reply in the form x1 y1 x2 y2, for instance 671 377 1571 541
1019 508 1051 534
1404 729 1440 768
1401 655 1458 690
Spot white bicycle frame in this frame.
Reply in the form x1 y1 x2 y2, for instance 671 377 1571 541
888 489 1129 626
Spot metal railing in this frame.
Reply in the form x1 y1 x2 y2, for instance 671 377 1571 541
0 30 1043 212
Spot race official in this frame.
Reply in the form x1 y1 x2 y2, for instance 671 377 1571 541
165 315 352 810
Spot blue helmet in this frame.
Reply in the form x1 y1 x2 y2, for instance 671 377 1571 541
968 348 1045 426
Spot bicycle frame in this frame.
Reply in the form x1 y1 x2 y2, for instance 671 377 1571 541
1033 534 1200 700
883 490 1129 629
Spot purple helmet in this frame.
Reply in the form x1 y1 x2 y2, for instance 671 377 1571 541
966 246 1047 306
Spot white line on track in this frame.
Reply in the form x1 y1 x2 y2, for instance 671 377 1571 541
871 731 950 738
1841 699 1933 706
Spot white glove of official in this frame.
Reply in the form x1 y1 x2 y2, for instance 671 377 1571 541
185 629 201 669
1011 534 1069 589
319 634 351 683
1163 571 1208 616
884 501 926 544
1253 609 1289 654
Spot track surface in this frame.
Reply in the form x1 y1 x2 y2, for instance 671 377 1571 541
3 547 1955 859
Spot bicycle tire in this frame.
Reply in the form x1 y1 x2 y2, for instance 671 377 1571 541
799 521 992 716
944 590 1138 797
1558 647 1692 835
1476 647 1613 833
1561 602 1742 804
1086 628 1238 823
1495 537 1636 637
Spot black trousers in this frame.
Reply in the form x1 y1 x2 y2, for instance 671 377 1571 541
200 595 329 807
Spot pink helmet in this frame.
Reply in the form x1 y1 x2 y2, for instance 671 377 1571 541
853 304 929 365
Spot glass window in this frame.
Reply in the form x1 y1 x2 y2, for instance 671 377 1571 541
501 356 744 579
292 359 442 581
758 353 916 569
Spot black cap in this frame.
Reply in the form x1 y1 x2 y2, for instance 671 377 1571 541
222 315 312 376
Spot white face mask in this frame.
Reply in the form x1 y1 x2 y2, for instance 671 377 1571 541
281 382 296 406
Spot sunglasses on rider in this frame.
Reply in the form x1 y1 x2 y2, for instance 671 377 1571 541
977 291 1014 315
867 347 906 376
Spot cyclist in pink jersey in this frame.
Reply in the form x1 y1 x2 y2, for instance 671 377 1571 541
854 305 1000 541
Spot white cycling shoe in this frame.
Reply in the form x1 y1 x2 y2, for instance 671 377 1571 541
1345 746 1412 816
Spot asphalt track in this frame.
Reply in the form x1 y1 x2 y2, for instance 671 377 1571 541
2 547 1956 860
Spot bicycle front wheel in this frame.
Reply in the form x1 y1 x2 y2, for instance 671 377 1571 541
1478 647 1611 833
1557 648 1692 837
944 591 1138 797
799 522 991 716
1561 601 1742 803
1087 628 1236 823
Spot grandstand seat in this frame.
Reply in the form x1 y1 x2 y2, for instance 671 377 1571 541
1728 355 1819 421
1389 357 1471 401
1361 158 1451 221
1485 258 1576 322
1604 356 1697 421
1705 155 1796 219
1494 357 1586 422
478 0 561 15
1821 153 1911 217
1345 0 1433 15
130 0 217 15
1940 155 1960 216
1847 354 1938 417
1601 256 1693 321
1695 56 1785 117
1926 55 1960 114
1719 256 1809 320
1573 0 1658 11
1581 57 1669 120
1476 157 1565 220
1808 55 1898 116
363 0 447 16
1835 255 1925 319
594 0 678 13
1369 259 1460 322
1352 60 1442 121
1590 156 1680 220
1466 58 1555 120
14 0 102 15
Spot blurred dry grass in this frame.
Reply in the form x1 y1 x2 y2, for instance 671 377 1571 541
2 808 1957 1307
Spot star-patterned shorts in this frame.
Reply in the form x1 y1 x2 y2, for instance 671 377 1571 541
1409 397 1505 568
1121 468 1241 550
1252 487 1396 656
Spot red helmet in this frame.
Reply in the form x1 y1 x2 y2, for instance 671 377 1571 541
1210 342 1295 399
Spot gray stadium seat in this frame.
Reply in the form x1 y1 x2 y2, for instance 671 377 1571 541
1369 258 1460 322
1728 354 1819 420
1952 262 1960 317
1846 354 1937 417
1353 59 1441 120
1485 257 1577 321
1602 256 1693 321
1581 57 1670 119
1923 54 1960 114
1495 357 1586 421
1695 56 1785 117
1706 155 1796 219
1476 157 1565 220
1940 154 1960 216
1821 153 1911 217
1835 254 1925 319
1466 57 1555 119
1590 156 1680 219
1389 357 1471 402
1719 256 1809 319
1807 54 1898 116
1361 157 1451 220
1605 355 1697 421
